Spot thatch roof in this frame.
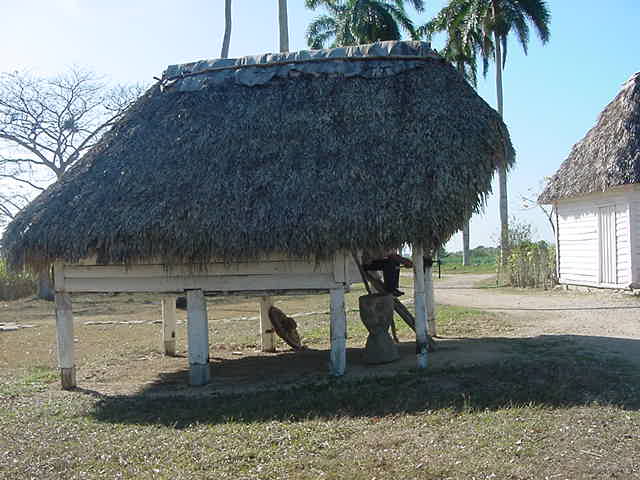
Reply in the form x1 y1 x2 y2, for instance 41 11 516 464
539 72 640 203
3 41 514 269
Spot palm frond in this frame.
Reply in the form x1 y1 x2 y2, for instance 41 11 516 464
304 0 423 47
305 0 340 12
382 3 417 39
509 0 550 43
391 0 425 13
306 15 338 49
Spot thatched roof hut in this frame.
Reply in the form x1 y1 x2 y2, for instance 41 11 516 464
2 41 513 270
539 72 640 290
539 72 640 203
1 41 517 389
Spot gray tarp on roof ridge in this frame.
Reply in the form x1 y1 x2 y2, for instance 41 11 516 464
162 40 440 90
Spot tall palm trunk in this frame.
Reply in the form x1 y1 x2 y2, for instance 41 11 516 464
492 0 508 268
455 60 472 266
278 0 289 52
221 0 232 58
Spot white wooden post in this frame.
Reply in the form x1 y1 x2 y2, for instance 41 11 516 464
55 292 76 389
329 287 347 376
161 296 177 356
425 260 437 337
259 296 277 352
187 289 210 386
412 245 429 369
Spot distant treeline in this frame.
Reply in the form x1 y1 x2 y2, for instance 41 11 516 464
440 246 498 265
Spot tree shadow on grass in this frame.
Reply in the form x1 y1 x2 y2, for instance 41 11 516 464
90 335 640 428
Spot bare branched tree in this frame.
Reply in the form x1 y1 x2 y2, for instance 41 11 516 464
0 189 28 227
0 67 144 299
0 68 143 184
521 180 555 236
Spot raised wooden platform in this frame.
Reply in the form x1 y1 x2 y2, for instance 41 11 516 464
52 250 433 389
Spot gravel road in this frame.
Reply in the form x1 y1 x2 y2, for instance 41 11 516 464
435 274 640 366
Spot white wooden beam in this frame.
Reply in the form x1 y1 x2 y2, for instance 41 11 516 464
259 296 276 352
55 292 76 389
64 260 333 278
62 272 341 294
412 245 429 369
187 289 210 386
424 260 437 337
161 296 177 356
329 287 347 376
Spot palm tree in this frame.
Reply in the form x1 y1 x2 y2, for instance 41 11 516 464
489 0 550 267
305 0 425 49
427 0 550 267
279 0 290 52
220 0 232 58
421 1 482 85
422 1 483 266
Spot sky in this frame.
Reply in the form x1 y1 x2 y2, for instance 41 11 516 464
1 0 639 251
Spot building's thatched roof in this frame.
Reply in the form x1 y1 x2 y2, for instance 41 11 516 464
3 41 514 269
540 72 640 203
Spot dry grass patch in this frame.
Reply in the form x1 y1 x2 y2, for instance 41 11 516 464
1 352 639 479
2 279 640 479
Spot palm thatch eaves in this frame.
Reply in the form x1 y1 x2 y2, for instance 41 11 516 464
2 41 514 270
539 72 640 204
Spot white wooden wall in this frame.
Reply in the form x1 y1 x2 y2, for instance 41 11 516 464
629 189 640 287
556 188 632 288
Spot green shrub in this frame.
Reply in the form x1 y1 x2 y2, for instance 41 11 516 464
507 240 557 288
0 259 36 300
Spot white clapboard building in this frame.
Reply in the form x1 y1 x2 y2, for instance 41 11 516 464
539 72 640 289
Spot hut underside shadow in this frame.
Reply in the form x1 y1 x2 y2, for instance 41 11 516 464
53 249 436 389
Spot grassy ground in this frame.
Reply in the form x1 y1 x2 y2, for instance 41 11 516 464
439 262 497 275
1 278 640 479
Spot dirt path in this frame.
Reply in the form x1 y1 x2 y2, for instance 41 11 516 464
435 273 640 367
